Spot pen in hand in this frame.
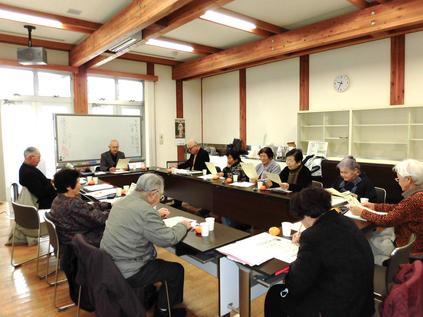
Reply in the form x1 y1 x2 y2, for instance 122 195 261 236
292 224 302 243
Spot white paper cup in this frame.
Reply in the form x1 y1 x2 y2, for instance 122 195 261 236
116 188 122 197
205 217 215 231
200 222 209 237
282 222 292 237
87 176 93 182
233 175 238 182
171 167 177 174
360 198 369 203
123 185 130 192
93 177 98 185
132 165 136 171
203 169 207 176
257 181 263 189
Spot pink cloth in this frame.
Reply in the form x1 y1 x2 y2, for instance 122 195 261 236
380 261 423 317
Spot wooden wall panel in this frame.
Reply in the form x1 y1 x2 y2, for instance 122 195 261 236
390 34 405 105
73 65 88 114
239 69 247 150
300 55 309 111
176 79 185 161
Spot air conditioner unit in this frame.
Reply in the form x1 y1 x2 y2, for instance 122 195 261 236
109 31 142 53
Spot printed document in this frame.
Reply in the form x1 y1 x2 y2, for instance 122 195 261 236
264 172 282 184
241 163 258 179
205 162 218 175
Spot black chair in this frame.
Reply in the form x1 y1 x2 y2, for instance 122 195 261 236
65 234 146 317
10 201 49 279
375 187 387 204
374 233 416 298
44 213 75 311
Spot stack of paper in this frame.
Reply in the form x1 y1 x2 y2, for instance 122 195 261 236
84 184 113 192
85 188 116 199
230 181 255 187
163 216 198 227
217 232 299 266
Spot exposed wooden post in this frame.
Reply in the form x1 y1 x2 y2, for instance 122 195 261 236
176 79 185 161
147 62 155 76
73 65 88 114
300 55 309 111
390 34 405 105
239 69 247 150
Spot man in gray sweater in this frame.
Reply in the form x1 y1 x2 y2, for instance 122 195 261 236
101 173 191 317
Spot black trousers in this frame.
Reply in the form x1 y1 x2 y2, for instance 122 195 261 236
126 259 184 310
265 284 319 317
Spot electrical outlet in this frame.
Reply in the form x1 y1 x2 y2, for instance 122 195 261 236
159 134 164 145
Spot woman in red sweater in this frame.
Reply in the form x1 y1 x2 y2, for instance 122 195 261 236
350 159 423 258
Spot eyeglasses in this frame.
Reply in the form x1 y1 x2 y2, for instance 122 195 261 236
155 191 165 201
395 178 399 182
188 145 196 151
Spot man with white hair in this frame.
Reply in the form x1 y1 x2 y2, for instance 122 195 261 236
101 173 191 317
19 146 57 209
100 140 128 172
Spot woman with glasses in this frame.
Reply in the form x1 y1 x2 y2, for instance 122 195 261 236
350 159 423 260
266 148 311 191
49 168 112 256
331 155 377 202
250 147 281 183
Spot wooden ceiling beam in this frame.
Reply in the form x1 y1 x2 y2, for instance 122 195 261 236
84 0 235 68
0 33 75 51
347 0 369 9
118 53 181 66
0 58 78 73
0 3 102 34
87 68 158 81
173 0 423 80
69 0 197 67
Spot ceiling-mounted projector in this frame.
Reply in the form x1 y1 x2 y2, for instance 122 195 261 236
17 25 47 65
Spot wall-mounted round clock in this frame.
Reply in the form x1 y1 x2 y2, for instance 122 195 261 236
333 75 350 92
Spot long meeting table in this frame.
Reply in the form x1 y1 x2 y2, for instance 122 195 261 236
97 167 376 316
98 167 297 229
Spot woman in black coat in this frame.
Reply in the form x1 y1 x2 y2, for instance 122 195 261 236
264 187 375 317
265 148 311 192
331 155 377 202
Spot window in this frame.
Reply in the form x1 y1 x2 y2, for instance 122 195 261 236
0 68 34 97
88 76 115 100
38 72 71 97
122 107 141 116
118 79 143 101
91 105 114 115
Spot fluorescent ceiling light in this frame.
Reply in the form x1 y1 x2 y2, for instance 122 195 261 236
0 9 62 28
146 39 193 52
201 10 256 31
109 38 138 53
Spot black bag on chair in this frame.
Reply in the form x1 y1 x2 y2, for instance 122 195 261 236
226 138 242 154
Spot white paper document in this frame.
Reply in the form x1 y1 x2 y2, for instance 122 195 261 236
163 216 197 227
205 162 218 175
217 232 299 266
83 184 114 192
291 222 306 232
85 188 116 199
306 141 328 157
95 171 106 175
264 172 282 184
241 163 258 179
344 210 387 221
230 181 255 187
116 158 130 169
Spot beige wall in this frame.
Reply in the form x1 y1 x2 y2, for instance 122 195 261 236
310 39 391 110
202 72 240 144
405 31 423 105
246 58 299 147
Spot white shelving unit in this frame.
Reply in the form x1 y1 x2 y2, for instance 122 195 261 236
298 105 423 162
298 110 349 158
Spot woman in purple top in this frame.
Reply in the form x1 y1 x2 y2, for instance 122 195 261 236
49 168 112 255
250 147 282 183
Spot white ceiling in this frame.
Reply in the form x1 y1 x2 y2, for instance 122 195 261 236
0 0 372 62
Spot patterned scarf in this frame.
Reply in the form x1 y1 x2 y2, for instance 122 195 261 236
339 174 362 193
288 165 303 185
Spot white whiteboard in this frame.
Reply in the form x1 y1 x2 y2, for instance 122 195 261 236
55 114 142 163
